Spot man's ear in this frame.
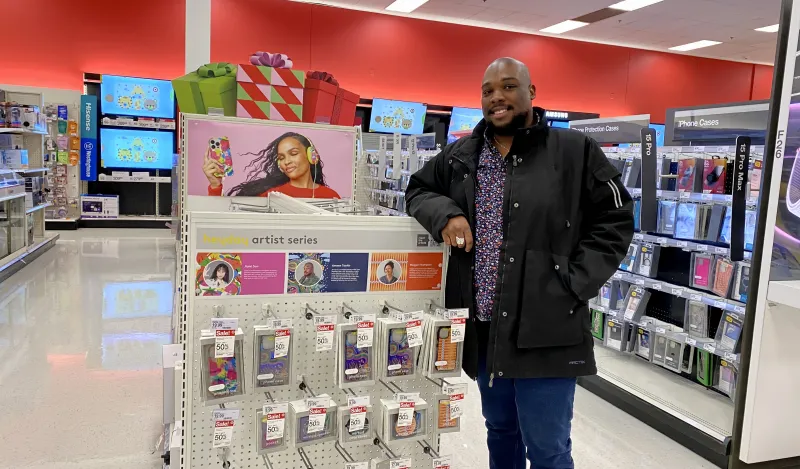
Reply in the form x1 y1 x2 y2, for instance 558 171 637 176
530 84 536 101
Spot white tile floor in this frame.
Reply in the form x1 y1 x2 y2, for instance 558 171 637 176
0 229 716 469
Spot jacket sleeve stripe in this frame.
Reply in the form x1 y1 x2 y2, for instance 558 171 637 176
606 180 622 209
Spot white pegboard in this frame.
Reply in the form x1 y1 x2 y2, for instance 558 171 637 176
181 211 450 469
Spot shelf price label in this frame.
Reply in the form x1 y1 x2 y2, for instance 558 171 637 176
433 456 452 469
701 193 714 201
347 396 369 433
274 329 290 358
686 338 697 346
677 241 688 248
406 317 423 348
315 315 337 352
714 246 728 254
212 318 238 358
704 343 716 353
390 458 412 469
447 309 468 343
656 237 668 245
352 314 376 348
395 393 418 428
652 283 663 291
211 409 239 448
345 463 369 469
634 279 645 286
696 244 709 252
690 294 703 302
724 352 737 362
306 397 329 433
264 403 288 441
713 300 727 309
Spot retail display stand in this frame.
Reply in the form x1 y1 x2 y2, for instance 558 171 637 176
173 114 460 469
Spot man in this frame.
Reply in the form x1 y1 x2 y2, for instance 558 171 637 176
379 261 399 285
298 262 320 286
406 58 633 469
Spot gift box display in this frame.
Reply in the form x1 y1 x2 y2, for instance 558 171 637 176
236 53 305 122
172 63 238 116
303 71 360 126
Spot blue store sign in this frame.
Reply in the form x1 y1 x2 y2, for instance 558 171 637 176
80 95 98 181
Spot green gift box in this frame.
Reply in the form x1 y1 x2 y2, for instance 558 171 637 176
172 63 237 116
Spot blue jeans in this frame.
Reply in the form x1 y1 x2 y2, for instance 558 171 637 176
477 358 576 469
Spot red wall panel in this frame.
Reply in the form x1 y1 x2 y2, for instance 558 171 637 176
752 64 775 100
0 0 185 90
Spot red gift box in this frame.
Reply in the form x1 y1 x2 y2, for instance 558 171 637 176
303 78 359 126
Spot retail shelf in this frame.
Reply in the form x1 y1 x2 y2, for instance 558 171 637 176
14 167 49 174
611 270 746 314
46 217 78 222
80 215 172 229
373 205 406 216
592 347 734 442
98 174 171 183
0 191 26 203
0 127 48 135
632 232 752 260
626 187 758 207
767 280 800 309
0 234 59 283
25 202 52 214
590 301 740 364
101 117 176 130
603 144 764 161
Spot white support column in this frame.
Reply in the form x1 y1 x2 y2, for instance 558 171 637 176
185 0 211 73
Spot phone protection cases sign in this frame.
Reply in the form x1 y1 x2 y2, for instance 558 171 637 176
193 228 443 296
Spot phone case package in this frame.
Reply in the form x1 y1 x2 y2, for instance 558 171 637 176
336 324 375 389
609 280 629 310
651 332 669 366
675 203 700 240
619 243 640 272
420 315 464 379
200 329 246 405
623 158 642 188
705 205 727 242
677 158 697 192
434 394 461 435
697 204 712 239
732 262 751 302
256 404 289 455
590 308 605 340
715 360 738 399
377 398 430 444
696 349 713 386
681 341 695 374
376 318 417 382
622 286 650 323
711 257 735 298
338 404 375 445
716 311 744 352
658 201 678 235
604 318 627 352
253 325 294 391
702 158 727 194
684 300 709 338
691 253 715 291
635 243 660 278
289 396 338 448
599 281 612 308
633 199 642 232
662 337 684 373
634 325 653 361
745 210 757 251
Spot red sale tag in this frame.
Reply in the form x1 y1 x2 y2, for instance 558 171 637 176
274 329 290 358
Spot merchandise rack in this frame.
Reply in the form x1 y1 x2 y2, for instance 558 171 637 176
168 114 458 469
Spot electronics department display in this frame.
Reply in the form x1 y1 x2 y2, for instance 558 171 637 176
99 128 174 170
368 99 427 135
100 75 175 119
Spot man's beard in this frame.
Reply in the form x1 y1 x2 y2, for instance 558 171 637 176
488 110 531 136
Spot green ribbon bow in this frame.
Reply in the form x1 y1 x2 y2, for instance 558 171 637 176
196 62 236 78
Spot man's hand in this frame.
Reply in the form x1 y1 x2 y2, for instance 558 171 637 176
442 216 473 252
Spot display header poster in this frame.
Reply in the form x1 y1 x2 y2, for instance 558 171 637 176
184 117 356 203
569 114 650 144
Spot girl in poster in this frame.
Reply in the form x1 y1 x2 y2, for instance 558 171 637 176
204 132 341 198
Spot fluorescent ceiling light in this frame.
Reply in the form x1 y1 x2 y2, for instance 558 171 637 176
540 20 589 34
754 24 779 33
385 0 429 13
608 0 663 11
669 40 722 51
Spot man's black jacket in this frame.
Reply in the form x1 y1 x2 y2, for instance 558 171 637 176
406 108 634 380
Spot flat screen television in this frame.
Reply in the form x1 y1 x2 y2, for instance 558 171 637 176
448 107 484 143
100 128 174 170
100 74 175 118
369 98 426 134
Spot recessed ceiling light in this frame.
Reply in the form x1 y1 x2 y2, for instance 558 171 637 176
669 40 722 51
754 24 779 33
385 0 429 13
608 0 664 11
540 20 589 34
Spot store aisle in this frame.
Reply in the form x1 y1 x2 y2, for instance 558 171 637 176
0 229 173 469
0 229 715 469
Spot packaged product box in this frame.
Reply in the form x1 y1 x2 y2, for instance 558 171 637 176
702 158 728 194
173 63 238 117
236 64 305 122
302 78 360 126
80 194 119 218
3 149 29 169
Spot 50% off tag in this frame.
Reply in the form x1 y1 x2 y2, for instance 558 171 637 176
273 328 290 358
315 315 336 352
306 398 329 433
264 403 287 441
353 314 375 348
211 408 238 448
